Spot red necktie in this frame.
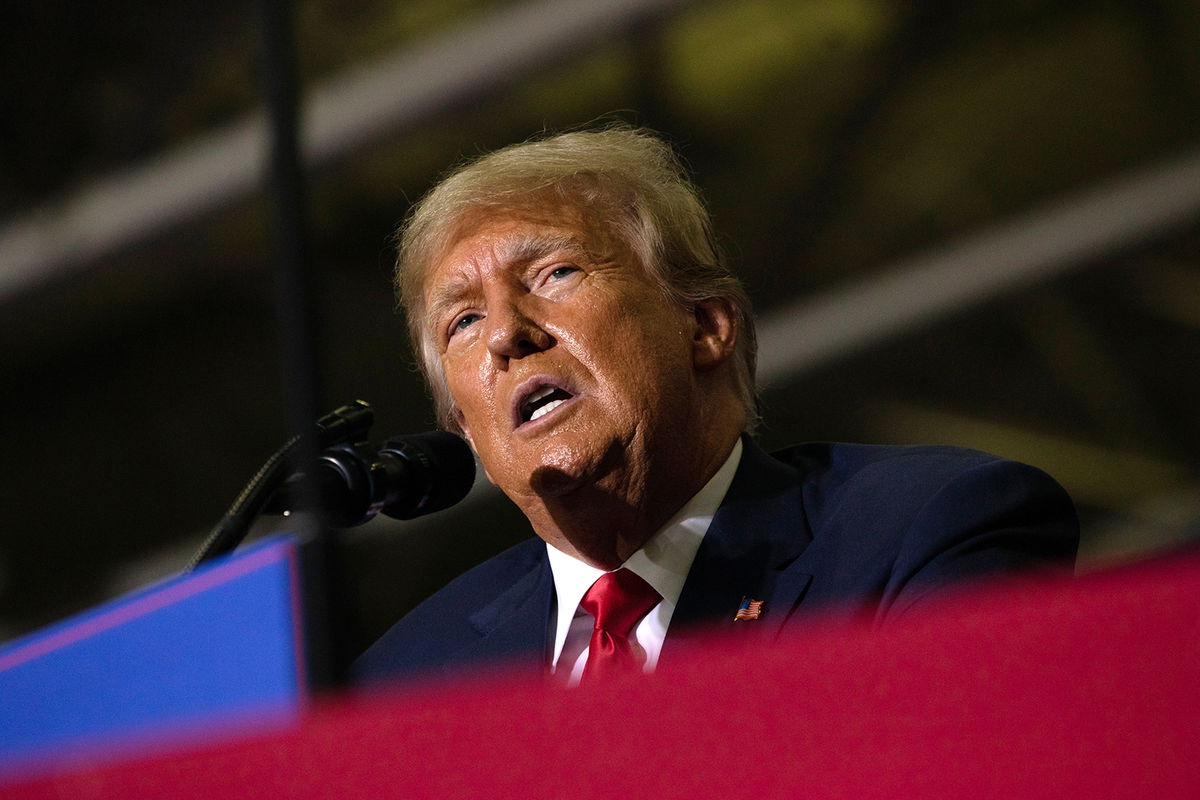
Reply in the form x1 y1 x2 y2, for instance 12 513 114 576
580 568 661 682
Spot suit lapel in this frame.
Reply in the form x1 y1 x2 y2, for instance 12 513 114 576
444 439 817 672
666 437 815 654
450 547 554 675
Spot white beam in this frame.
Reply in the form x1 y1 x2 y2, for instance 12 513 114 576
756 146 1200 386
0 0 697 300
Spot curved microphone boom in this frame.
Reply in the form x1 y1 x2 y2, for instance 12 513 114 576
190 401 476 570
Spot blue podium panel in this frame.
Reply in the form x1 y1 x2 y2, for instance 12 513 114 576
0 536 309 774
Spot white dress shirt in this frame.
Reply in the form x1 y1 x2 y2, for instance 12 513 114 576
546 439 743 685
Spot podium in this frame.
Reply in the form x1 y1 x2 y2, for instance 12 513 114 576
2 545 1198 796
0 535 318 776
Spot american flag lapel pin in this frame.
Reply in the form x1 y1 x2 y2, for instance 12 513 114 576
734 596 764 621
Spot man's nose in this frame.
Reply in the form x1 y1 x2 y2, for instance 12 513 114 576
485 298 552 363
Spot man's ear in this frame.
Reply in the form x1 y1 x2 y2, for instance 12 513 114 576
453 407 475 449
691 296 737 371
453 410 496 484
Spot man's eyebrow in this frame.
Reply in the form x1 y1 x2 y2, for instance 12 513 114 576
425 231 592 323
500 231 590 266
426 273 476 325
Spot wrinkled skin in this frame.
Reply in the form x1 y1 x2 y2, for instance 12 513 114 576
423 210 744 568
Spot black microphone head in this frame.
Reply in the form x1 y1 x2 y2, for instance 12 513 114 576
377 431 476 520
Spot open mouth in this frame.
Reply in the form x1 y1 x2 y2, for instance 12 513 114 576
518 384 575 425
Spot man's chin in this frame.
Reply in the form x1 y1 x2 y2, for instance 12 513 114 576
527 464 591 498
523 437 626 499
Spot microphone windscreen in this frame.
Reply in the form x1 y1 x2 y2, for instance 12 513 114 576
377 431 476 520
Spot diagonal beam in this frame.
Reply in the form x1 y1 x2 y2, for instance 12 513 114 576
863 401 1192 509
0 0 700 301
755 145 1200 386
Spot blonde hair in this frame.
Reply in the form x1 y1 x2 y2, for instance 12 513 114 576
395 125 758 432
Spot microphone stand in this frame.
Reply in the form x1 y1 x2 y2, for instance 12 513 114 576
210 0 480 688
185 401 373 691
187 401 375 571
258 0 341 686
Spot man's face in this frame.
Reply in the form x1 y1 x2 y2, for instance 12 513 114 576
422 210 703 519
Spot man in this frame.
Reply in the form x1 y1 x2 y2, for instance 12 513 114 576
353 126 1078 686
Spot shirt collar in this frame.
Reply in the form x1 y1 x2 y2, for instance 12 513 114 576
545 438 743 661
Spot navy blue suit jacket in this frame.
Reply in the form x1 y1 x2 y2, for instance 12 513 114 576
352 438 1078 685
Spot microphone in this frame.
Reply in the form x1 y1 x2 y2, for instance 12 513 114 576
376 431 478 521
269 431 477 528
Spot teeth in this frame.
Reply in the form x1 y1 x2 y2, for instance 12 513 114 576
529 399 564 422
526 385 556 405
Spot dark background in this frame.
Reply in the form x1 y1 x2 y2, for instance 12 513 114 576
2 0 1198 655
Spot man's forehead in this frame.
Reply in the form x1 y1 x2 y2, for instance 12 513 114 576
456 208 596 255
469 225 589 265
424 214 604 296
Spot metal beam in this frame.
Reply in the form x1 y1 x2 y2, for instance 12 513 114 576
0 0 699 301
756 146 1200 385
2 0 1198 387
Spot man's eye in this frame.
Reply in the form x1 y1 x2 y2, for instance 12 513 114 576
548 265 579 281
451 312 481 335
